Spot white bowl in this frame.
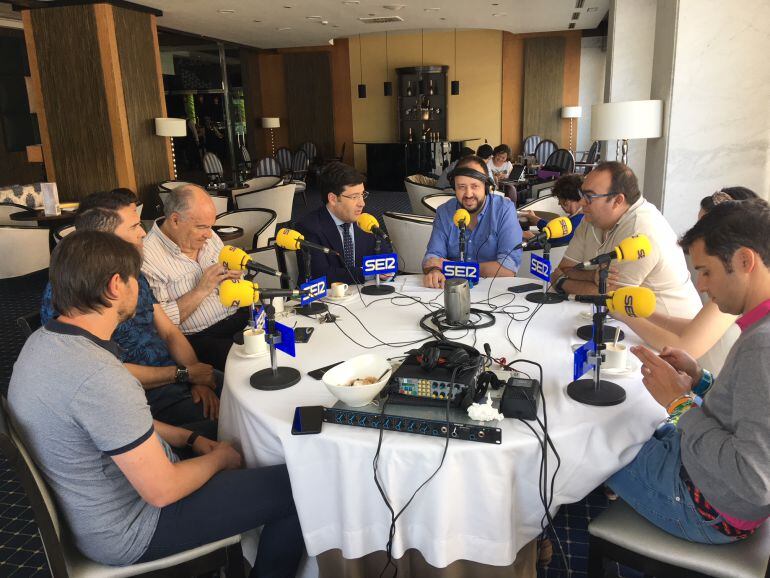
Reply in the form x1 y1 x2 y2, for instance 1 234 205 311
322 353 392 407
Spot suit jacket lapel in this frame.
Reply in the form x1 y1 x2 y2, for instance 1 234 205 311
318 207 345 258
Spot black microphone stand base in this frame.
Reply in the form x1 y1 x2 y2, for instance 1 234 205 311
576 324 625 342
296 301 328 316
250 367 301 391
525 291 566 304
361 284 395 296
567 378 626 406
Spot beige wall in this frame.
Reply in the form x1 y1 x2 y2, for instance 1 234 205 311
348 30 503 172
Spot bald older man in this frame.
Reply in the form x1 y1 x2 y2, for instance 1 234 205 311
143 185 246 370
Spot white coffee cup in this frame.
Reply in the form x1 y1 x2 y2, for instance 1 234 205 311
243 328 267 355
330 282 348 298
603 343 627 370
272 296 285 313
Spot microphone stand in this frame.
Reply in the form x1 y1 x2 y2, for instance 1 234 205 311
249 298 301 390
567 264 626 406
459 225 466 262
525 237 566 304
295 247 328 316
575 260 625 341
361 236 395 296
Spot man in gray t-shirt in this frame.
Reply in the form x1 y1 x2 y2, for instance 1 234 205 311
9 231 303 576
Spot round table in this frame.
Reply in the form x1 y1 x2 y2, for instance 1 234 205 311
212 225 244 242
218 275 665 575
9 208 77 224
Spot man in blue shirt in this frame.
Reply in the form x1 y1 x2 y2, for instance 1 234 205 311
40 190 220 438
422 155 523 288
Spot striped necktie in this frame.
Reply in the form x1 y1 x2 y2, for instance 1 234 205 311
340 222 355 270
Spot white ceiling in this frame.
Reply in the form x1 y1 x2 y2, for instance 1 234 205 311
134 0 609 49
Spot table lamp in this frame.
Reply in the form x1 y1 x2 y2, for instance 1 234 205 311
155 118 187 178
261 117 280 157
590 100 663 165
561 106 582 153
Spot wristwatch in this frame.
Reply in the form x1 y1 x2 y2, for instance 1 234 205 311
186 431 200 448
554 274 569 294
175 365 189 384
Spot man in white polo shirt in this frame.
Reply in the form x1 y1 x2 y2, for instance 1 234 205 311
551 162 702 318
142 185 245 371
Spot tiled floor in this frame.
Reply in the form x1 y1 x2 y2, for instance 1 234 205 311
0 190 643 577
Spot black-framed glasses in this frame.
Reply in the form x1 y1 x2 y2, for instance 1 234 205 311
339 191 369 202
580 190 619 204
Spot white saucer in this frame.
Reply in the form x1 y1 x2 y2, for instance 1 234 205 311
323 291 357 304
601 358 641 376
232 344 269 359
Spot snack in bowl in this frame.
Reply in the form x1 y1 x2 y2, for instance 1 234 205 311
323 354 391 407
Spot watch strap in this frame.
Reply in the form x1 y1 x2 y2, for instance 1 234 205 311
186 431 200 448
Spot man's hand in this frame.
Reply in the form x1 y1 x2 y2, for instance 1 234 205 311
191 435 218 456
631 345 693 408
191 385 220 419
188 362 216 390
659 346 702 382
424 269 446 289
593 266 620 292
211 441 242 470
197 264 239 296
520 209 539 225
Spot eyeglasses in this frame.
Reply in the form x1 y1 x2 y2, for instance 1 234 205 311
339 191 369 202
580 190 619 204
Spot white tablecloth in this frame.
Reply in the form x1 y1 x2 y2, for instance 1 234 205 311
218 276 666 570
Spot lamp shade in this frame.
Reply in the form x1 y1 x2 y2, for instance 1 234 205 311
591 100 663 141
561 106 582 119
261 117 280 129
154 117 186 137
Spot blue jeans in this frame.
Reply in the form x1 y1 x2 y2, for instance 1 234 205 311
607 424 739 545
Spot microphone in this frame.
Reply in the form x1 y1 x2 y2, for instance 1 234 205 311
453 209 470 229
357 213 389 241
219 279 308 307
574 234 651 269
275 228 339 255
218 246 288 279
568 286 656 318
517 216 573 249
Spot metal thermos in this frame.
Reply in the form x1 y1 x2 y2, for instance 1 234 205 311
444 278 470 325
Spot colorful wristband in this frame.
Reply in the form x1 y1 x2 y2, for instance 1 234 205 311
692 369 714 397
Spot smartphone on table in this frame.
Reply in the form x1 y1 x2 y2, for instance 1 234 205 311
291 406 324 435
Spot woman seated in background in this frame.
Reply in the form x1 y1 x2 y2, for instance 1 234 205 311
487 144 513 184
520 174 584 247
612 187 759 373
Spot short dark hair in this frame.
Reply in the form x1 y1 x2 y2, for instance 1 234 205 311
592 161 641 205
74 207 122 232
459 147 475 158
50 231 142 316
492 144 511 158
476 144 494 159
77 188 138 215
699 187 759 213
680 198 770 272
552 174 583 202
455 155 489 175
318 161 365 203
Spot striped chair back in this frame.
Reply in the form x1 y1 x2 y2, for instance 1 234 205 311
240 145 252 170
544 148 575 173
299 142 317 163
292 150 309 181
523 135 541 156
586 141 601 164
254 157 282 177
202 152 224 181
534 139 557 166
276 147 293 173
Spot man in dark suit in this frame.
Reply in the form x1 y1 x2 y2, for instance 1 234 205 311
296 162 390 284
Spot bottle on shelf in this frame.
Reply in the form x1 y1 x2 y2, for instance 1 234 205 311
428 79 435 96
406 81 413 97
407 127 413 143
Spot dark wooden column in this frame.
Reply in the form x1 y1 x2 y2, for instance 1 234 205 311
22 0 172 203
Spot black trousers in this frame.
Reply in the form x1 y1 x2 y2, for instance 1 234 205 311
186 308 250 371
137 465 304 578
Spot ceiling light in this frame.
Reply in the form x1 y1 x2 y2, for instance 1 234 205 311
491 3 499 5
218 9 235 13
424 7 440 11
571 12 580 20
492 13 507 17
368 12 376 16
333 25 341 28
283 5 292 8
382 4 407 10
306 16 322 19
342 1 360 4
568 23 576 29
440 17 447 20
277 26 292 31
587 6 599 11
321 20 329 25
253 19 262 22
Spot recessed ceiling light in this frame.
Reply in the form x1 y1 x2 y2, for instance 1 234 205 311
306 15 322 19
277 26 292 31
383 4 407 10
253 19 262 22
342 0 360 4
321 20 329 25
333 24 341 28
492 12 507 17
283 5 293 8
424 7 440 11
368 13 376 16
440 17 447 20
491 2 499 5
218 9 235 13
587 6 599 11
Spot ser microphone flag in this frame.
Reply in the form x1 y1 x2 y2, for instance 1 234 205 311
356 213 389 241
275 228 338 255
218 246 287 279
219 279 307 307
568 286 656 318
575 234 651 269
517 216 573 249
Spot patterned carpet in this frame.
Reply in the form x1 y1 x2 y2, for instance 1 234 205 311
0 190 643 577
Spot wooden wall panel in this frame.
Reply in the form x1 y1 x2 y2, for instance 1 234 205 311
113 6 170 203
561 32 581 149
284 52 334 158
257 54 289 158
330 39 353 165
501 32 524 154
523 37 565 145
30 5 117 201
